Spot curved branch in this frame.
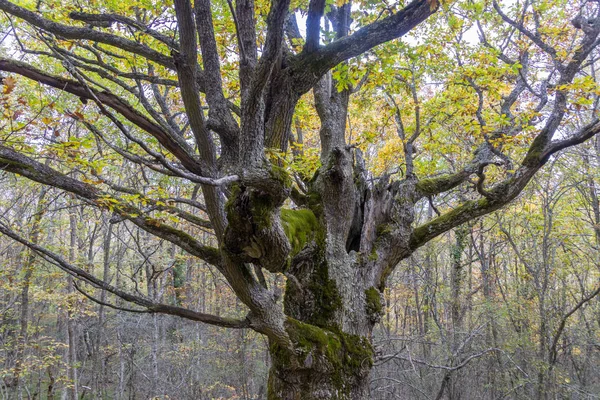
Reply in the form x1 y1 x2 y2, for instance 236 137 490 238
543 119 600 159
0 222 248 329
549 284 600 365
416 170 472 197
415 144 503 198
410 169 536 251
0 145 223 267
291 0 437 92
0 0 175 69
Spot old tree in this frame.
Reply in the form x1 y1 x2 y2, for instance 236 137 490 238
0 0 599 397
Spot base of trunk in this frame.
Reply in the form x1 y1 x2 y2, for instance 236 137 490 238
267 319 373 400
267 369 370 400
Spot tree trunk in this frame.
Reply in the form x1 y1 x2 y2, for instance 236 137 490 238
66 207 79 400
265 220 380 400
14 188 48 397
267 320 374 400
94 218 112 398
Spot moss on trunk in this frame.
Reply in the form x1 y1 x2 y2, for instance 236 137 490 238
268 318 373 400
281 208 319 256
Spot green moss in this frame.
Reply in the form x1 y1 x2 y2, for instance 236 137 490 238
270 164 293 189
224 183 241 217
409 197 489 249
226 183 277 231
365 287 383 318
416 175 452 195
306 190 323 217
522 136 547 167
280 208 342 338
309 256 343 329
269 318 374 396
250 192 276 230
284 319 373 373
224 183 248 240
281 209 319 255
375 223 393 237
367 249 378 262
287 318 341 358
283 232 342 329
0 158 33 170
336 329 374 371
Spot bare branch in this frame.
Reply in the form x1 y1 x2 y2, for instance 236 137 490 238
0 0 176 69
0 145 223 267
0 222 248 329
549 284 600 365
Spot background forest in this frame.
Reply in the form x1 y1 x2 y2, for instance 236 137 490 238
0 0 599 398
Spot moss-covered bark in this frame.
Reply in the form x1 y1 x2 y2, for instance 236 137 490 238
281 209 320 256
365 287 383 323
268 318 373 400
283 233 342 329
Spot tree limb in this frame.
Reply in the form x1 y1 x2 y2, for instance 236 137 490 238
0 222 248 329
0 57 212 177
0 0 175 69
68 11 179 50
0 145 223 267
291 0 437 93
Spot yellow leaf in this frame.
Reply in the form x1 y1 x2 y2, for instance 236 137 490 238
2 76 16 94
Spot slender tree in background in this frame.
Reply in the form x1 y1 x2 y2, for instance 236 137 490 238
0 0 599 398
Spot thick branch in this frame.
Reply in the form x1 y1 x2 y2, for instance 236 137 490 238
173 0 226 239
241 0 291 166
543 120 600 161
291 0 437 93
410 168 537 251
194 0 239 148
235 0 258 99
305 0 326 52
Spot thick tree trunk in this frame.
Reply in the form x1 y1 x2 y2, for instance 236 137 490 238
267 322 373 400
265 217 380 400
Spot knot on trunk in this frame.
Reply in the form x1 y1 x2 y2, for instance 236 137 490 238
224 164 320 272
